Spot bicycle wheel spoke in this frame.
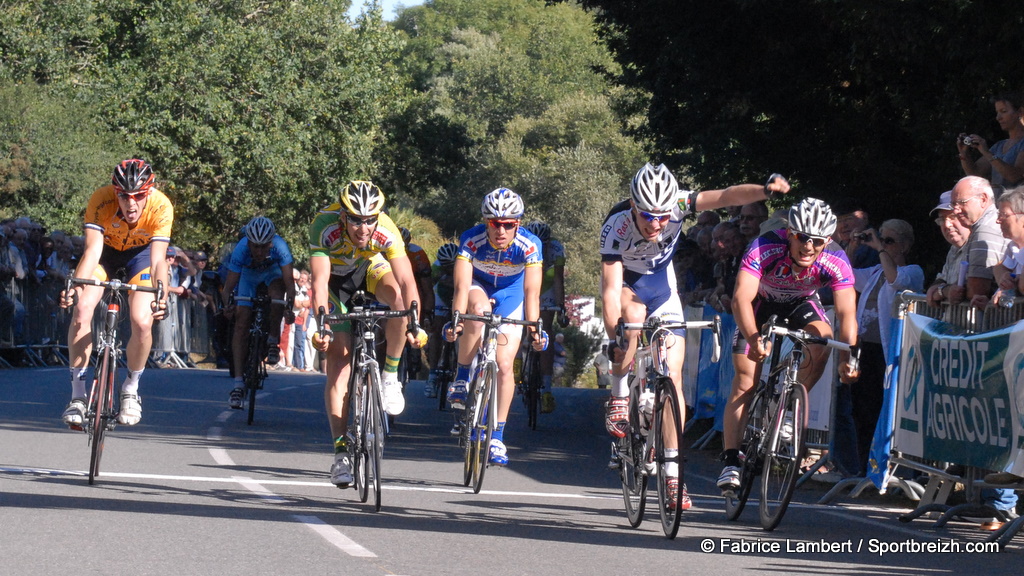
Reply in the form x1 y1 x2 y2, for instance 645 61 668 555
620 377 647 527
725 387 766 521
368 370 384 511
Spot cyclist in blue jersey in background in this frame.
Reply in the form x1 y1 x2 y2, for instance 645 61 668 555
444 188 549 466
220 216 295 409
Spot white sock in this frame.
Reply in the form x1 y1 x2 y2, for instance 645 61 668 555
70 367 88 398
665 449 679 477
121 370 144 395
611 372 630 397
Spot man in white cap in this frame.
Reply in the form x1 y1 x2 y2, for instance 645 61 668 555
925 190 973 306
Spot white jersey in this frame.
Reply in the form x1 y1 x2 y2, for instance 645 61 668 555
598 192 697 276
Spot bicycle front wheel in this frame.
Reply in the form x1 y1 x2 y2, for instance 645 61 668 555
619 376 647 527
89 348 116 485
725 386 766 521
366 369 385 511
353 372 371 504
244 331 262 425
653 379 685 539
470 362 497 494
759 382 807 531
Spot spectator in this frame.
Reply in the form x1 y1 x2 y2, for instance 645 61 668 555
833 198 880 269
552 332 567 386
594 344 611 389
850 220 924 476
950 176 1009 306
926 191 972 307
986 187 1024 306
737 201 768 244
707 221 744 313
293 269 312 372
958 93 1024 191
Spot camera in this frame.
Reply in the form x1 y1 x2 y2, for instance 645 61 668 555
853 231 871 242
962 136 975 146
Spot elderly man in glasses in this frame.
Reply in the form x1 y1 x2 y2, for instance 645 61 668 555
599 163 791 510
59 159 171 429
950 176 1010 306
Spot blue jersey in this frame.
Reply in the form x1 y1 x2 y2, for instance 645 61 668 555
456 224 543 289
227 236 294 274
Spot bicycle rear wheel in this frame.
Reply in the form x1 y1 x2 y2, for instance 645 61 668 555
470 363 497 494
724 386 766 521
619 377 647 527
653 379 685 539
89 348 116 485
524 350 541 430
759 382 807 531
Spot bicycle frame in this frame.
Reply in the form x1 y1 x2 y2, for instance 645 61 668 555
614 314 721 538
451 310 543 493
66 277 163 485
317 294 420 511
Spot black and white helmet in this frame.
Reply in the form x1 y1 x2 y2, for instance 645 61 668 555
788 198 836 238
630 163 678 214
340 180 385 216
524 221 551 242
481 188 525 219
435 242 459 266
245 216 276 245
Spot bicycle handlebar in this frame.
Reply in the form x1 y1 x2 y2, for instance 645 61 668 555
450 310 544 332
759 314 860 370
66 277 165 310
614 315 722 363
316 300 422 338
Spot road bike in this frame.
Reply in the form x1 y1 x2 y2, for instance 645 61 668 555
612 314 721 539
235 285 285 425
66 277 163 485
724 314 859 531
517 341 543 430
317 293 420 511
450 310 542 494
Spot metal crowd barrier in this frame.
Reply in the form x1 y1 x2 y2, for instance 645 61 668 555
0 276 213 369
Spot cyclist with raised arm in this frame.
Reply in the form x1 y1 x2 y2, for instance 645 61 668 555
425 242 459 398
600 163 791 510
444 188 548 466
220 216 296 409
717 198 860 495
524 220 565 413
60 159 171 428
308 181 425 487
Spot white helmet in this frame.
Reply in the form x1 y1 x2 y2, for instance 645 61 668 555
630 163 678 213
245 216 276 245
435 242 459 266
481 188 525 219
788 198 836 238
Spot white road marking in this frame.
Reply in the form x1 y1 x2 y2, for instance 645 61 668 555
293 515 376 557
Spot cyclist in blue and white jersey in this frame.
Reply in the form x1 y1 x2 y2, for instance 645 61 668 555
600 163 791 510
444 188 549 466
220 216 295 409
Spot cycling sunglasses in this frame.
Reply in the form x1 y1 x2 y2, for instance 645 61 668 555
488 219 519 231
346 214 378 227
792 232 828 248
637 210 671 223
115 189 150 201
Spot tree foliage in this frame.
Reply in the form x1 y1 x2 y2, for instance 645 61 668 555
385 0 646 294
0 0 407 253
578 0 1024 239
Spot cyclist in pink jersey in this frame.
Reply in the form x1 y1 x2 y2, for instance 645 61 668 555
717 197 860 494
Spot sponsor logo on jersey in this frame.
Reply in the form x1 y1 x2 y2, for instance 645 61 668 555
324 225 343 247
372 230 389 246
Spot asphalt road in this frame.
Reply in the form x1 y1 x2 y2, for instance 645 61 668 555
0 365 1018 574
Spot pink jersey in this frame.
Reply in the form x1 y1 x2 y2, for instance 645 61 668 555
740 229 854 303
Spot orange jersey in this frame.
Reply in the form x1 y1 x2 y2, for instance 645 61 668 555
84 185 174 251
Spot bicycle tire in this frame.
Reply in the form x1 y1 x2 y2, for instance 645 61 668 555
524 350 541 430
653 379 685 539
759 381 807 531
88 348 115 485
724 386 766 521
244 325 262 425
471 362 497 494
353 370 370 504
367 368 385 511
620 376 647 527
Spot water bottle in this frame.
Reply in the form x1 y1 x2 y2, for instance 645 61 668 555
639 390 655 435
